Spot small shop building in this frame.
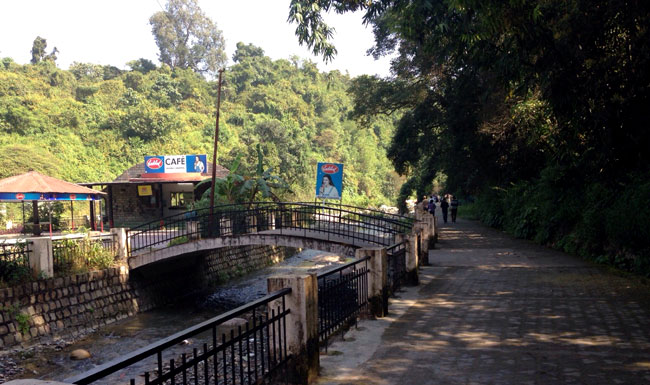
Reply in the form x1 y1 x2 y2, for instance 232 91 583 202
81 155 228 228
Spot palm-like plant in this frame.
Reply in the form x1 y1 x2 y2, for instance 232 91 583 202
195 144 289 208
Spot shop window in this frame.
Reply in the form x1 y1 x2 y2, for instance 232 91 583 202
170 192 193 209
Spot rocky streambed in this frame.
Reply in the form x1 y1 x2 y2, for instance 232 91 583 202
0 249 346 384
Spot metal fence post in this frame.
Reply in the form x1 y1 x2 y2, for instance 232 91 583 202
267 274 319 384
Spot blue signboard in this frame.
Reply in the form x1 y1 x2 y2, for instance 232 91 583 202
315 162 343 200
144 155 207 174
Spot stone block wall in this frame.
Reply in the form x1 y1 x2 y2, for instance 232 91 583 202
204 245 298 285
110 184 161 227
0 267 137 348
0 245 295 348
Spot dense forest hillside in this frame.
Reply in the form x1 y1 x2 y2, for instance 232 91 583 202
0 43 401 207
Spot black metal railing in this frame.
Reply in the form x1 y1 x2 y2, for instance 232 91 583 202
0 240 33 281
317 257 369 346
52 233 118 276
67 288 292 385
127 202 414 256
386 241 407 294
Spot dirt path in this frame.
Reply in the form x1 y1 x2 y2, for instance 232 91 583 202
317 216 650 384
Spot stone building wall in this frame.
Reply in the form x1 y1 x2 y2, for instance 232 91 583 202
110 184 161 227
0 245 296 348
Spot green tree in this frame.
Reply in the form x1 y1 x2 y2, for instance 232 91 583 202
232 42 265 63
289 0 650 272
30 36 58 64
127 58 157 74
290 0 650 192
30 36 47 64
149 0 226 77
69 62 104 82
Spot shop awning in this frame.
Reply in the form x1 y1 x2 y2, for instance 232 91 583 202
0 171 105 201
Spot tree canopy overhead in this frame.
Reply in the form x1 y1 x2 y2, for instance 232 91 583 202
290 0 650 191
150 0 227 77
289 0 650 274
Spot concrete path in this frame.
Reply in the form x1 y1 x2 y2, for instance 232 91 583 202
317 216 650 384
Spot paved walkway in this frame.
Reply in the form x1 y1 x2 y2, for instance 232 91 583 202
317 216 650 384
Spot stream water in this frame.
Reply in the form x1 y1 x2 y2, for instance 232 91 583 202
5 249 347 384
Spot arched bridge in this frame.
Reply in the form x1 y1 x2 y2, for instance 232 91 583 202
127 202 414 269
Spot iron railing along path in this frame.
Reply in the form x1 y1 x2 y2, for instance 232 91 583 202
316 256 369 347
127 202 414 256
52 233 118 276
0 240 33 280
386 241 407 294
66 288 292 385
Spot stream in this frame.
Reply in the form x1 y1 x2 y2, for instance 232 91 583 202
2 249 347 384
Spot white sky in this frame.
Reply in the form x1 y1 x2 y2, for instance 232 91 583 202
0 0 392 78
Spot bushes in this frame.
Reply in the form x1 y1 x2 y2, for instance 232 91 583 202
0 259 32 287
472 171 650 276
53 237 116 275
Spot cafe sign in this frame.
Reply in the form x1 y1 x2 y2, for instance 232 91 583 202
144 155 207 174
144 155 208 174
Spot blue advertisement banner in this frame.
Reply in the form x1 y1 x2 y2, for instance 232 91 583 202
315 162 343 200
145 155 207 174
0 193 100 201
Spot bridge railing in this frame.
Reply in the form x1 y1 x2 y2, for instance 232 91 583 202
66 288 292 385
127 202 414 256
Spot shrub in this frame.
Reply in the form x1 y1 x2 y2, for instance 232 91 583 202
471 170 650 276
168 236 189 247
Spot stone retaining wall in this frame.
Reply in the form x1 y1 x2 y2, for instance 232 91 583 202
0 245 294 348
0 267 136 348
204 245 298 285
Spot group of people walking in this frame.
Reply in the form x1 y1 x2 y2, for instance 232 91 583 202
426 194 459 224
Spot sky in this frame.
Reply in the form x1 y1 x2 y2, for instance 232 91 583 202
0 0 393 78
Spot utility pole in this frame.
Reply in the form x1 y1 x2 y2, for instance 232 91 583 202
209 69 225 231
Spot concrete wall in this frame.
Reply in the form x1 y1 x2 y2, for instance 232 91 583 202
0 245 295 348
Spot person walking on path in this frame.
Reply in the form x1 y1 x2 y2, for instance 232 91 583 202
450 195 459 223
427 196 436 216
440 195 449 223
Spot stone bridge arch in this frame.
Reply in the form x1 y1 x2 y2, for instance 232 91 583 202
126 202 415 270
128 233 361 269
